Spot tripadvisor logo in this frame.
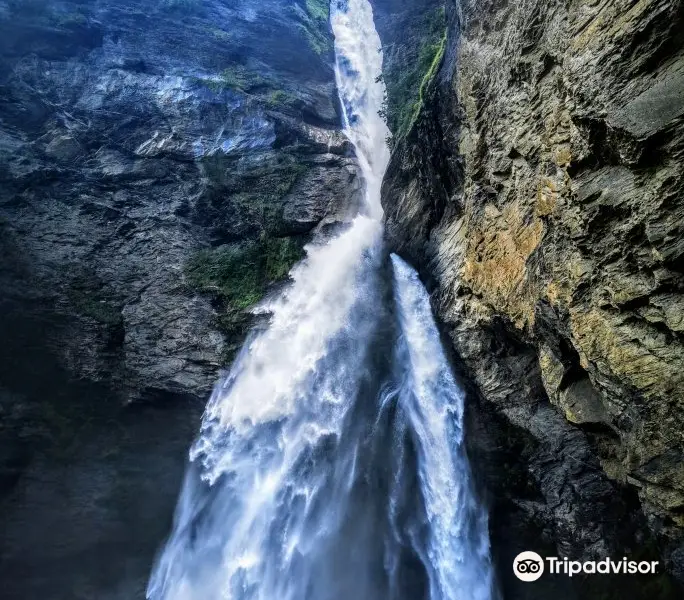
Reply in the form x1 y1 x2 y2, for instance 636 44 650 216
513 551 545 582
513 551 659 582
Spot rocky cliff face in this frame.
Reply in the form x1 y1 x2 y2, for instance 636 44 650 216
0 0 357 404
377 0 684 595
0 1 357 597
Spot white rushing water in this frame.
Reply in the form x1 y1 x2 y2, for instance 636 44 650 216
391 255 496 600
147 2 496 599
332 0 390 220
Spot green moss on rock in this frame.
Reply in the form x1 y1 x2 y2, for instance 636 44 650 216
185 236 306 358
266 89 300 110
194 66 268 94
75 298 123 325
382 5 446 141
195 68 303 110
292 0 332 57
305 0 330 22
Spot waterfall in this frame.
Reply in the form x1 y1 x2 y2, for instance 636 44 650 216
390 255 496 600
332 0 390 220
147 2 496 599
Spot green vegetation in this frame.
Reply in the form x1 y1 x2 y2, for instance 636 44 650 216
298 23 331 57
272 162 307 197
194 66 268 94
381 6 447 142
305 0 330 22
185 236 306 357
415 33 446 113
229 157 307 234
266 90 300 110
201 152 306 205
217 66 266 92
193 151 311 359
294 0 332 56
193 69 300 113
75 298 123 325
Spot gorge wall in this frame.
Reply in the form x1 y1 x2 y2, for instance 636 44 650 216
2 0 684 598
377 0 684 596
0 1 356 598
0 0 357 405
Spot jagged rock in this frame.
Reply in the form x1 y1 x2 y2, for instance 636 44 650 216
376 0 684 595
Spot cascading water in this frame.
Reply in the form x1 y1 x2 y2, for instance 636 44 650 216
147 2 496 599
390 255 495 600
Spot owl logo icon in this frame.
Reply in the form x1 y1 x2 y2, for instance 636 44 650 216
513 551 545 582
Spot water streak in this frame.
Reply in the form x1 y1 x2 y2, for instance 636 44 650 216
391 255 497 600
332 0 390 219
147 2 495 599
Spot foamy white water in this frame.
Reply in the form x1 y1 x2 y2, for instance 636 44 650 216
332 0 390 219
147 2 496 599
147 2 389 599
391 255 496 600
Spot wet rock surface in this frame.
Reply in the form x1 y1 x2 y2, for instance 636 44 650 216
0 1 358 597
376 0 684 596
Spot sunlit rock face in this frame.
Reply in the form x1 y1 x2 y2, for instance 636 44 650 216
377 0 684 596
0 1 360 598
